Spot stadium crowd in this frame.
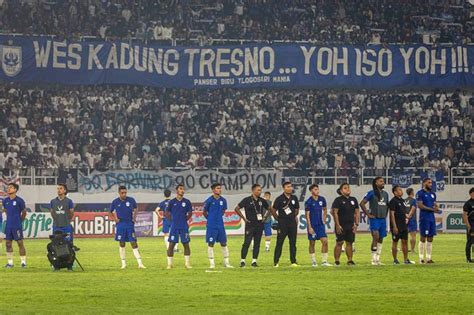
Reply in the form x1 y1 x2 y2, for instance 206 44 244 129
0 0 472 44
0 85 472 172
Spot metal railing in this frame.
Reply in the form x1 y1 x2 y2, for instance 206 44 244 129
1 32 474 47
1 167 473 186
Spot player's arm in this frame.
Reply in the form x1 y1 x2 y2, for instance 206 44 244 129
49 201 56 219
323 207 327 225
164 201 172 220
20 207 27 221
269 200 278 220
109 203 119 223
293 198 300 217
305 208 314 235
407 204 416 220
133 208 138 223
463 203 471 232
416 201 435 212
154 206 163 219
234 204 250 224
203 201 209 219
359 193 374 218
332 207 343 234
353 206 360 233
68 200 74 221
389 206 398 234
186 202 193 221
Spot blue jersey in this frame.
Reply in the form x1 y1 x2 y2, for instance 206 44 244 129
305 196 327 226
166 197 192 229
110 197 137 223
416 189 436 222
2 196 26 228
203 196 227 228
158 199 171 223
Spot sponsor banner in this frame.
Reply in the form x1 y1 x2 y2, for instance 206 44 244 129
73 212 116 238
443 209 467 233
79 169 281 195
0 213 53 239
135 212 153 237
1 36 473 89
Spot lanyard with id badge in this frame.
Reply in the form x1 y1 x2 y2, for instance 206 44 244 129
282 197 293 216
252 198 264 221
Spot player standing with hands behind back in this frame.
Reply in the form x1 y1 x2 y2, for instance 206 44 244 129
272 181 300 267
50 184 75 245
360 177 389 265
2 183 27 268
203 183 233 269
165 184 193 269
110 186 146 269
417 178 440 264
305 184 331 267
332 183 359 266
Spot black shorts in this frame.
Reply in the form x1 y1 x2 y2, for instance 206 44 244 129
335 228 355 243
391 230 408 241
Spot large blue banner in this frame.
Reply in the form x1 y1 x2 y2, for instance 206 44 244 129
1 35 473 89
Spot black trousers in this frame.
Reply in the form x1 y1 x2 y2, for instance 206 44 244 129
241 223 264 260
466 229 474 260
274 218 298 264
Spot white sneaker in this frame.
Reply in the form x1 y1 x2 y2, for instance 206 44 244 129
371 260 378 266
121 264 127 269
166 265 173 270
138 264 146 269
312 262 318 267
185 264 192 269
321 262 332 266
224 264 234 268
377 261 385 266
209 264 216 269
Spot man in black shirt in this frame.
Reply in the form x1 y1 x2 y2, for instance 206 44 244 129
462 187 474 263
272 181 300 267
234 184 271 267
331 183 359 265
389 185 414 265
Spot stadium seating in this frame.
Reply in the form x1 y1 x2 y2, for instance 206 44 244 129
0 85 472 171
0 0 472 44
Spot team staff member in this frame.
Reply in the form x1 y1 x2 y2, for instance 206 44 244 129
462 187 474 263
234 184 271 267
50 184 75 244
263 191 273 252
360 177 389 266
332 183 359 266
2 183 27 268
389 185 414 265
405 188 417 253
272 181 299 267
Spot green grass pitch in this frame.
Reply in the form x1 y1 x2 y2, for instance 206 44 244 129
0 234 472 314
